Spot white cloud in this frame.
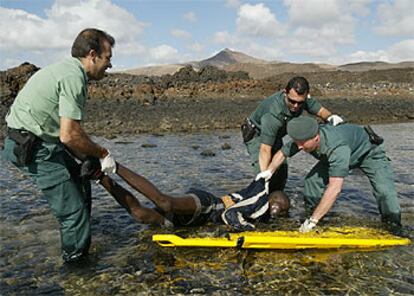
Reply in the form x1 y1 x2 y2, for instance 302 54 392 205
2 56 32 69
285 0 372 26
0 0 145 50
183 11 197 22
348 0 372 16
212 30 284 61
241 43 284 61
388 39 414 61
290 21 354 50
116 43 147 56
236 3 285 38
375 0 414 37
348 50 389 62
345 39 414 63
0 0 147 69
171 29 192 39
283 36 339 58
281 0 357 58
284 0 342 27
150 44 179 63
213 31 233 44
0 7 66 50
225 0 241 9
188 42 204 53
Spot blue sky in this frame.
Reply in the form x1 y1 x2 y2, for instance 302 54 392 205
1 0 413 71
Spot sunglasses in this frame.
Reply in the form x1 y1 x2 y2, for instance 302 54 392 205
286 94 305 106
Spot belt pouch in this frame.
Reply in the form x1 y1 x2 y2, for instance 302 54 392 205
8 129 38 166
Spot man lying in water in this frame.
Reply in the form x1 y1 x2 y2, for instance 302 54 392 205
82 159 290 231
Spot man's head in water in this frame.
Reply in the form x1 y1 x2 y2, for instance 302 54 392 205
268 191 290 218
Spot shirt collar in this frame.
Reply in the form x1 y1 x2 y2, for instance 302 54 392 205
69 57 89 84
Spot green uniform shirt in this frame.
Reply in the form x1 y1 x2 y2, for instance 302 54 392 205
281 124 373 177
6 57 88 143
249 91 322 147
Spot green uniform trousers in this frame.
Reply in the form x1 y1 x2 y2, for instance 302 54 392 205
245 136 288 193
303 144 401 225
2 137 92 262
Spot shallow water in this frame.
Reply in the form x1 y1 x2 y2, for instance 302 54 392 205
1 123 413 295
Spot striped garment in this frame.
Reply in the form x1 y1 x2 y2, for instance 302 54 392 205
221 178 269 231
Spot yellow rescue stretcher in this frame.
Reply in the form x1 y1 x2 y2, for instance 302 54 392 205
153 227 411 250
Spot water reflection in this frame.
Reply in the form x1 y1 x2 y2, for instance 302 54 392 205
1 123 413 295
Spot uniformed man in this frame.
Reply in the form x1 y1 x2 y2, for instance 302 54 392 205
243 76 343 195
2 28 118 262
265 116 401 232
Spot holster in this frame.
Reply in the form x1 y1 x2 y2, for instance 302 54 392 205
241 118 259 143
364 125 384 145
7 128 38 166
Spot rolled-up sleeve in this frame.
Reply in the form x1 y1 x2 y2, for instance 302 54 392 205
305 97 323 115
328 145 351 177
58 75 86 120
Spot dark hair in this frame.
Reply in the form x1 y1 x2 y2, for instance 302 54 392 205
71 28 115 58
285 76 310 95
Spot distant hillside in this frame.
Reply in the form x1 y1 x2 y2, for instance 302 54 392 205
119 48 414 79
338 61 414 72
224 62 337 80
197 48 268 68
120 48 268 77
122 64 184 76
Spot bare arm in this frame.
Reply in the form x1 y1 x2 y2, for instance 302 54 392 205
117 163 197 214
317 107 332 121
267 150 287 174
60 117 107 158
259 143 272 171
311 176 344 221
117 163 171 212
100 175 166 225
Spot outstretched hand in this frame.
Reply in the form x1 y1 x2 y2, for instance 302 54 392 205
100 151 117 174
327 114 344 126
255 169 272 182
299 218 318 233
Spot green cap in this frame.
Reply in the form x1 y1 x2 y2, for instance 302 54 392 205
287 116 319 140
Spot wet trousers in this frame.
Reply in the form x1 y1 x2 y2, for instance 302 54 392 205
303 144 401 225
2 137 92 262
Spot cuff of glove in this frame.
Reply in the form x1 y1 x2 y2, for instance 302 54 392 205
327 114 343 121
309 217 319 224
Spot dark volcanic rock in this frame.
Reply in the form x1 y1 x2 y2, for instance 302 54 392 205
141 143 157 148
199 65 227 83
132 83 156 105
0 62 413 142
200 149 216 157
172 65 199 85
0 62 40 107
221 143 232 150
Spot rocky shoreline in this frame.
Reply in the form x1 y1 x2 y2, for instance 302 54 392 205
1 63 413 141
80 96 414 139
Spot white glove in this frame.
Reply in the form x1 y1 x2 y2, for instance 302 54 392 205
255 169 272 182
99 152 117 174
299 218 318 233
327 114 344 126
